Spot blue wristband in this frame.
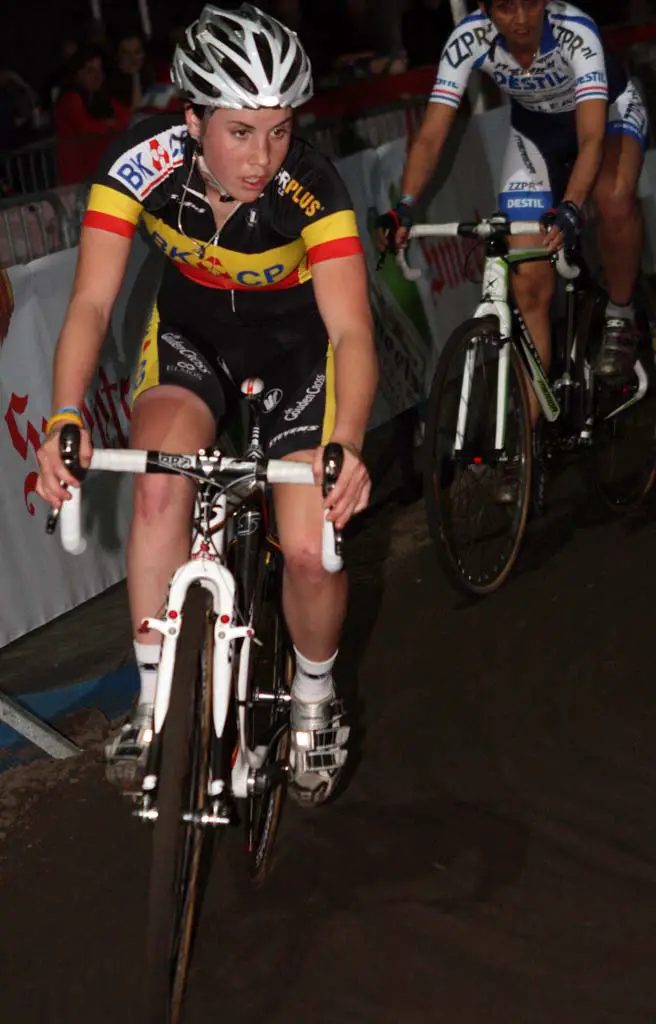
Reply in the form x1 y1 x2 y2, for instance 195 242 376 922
54 405 82 418
399 194 416 206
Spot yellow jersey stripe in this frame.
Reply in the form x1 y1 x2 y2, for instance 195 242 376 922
87 184 143 226
302 210 360 252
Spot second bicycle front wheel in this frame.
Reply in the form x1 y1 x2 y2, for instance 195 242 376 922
423 317 533 597
146 585 214 1024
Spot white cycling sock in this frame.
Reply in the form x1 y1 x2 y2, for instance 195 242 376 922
292 648 337 704
606 299 635 323
134 640 161 706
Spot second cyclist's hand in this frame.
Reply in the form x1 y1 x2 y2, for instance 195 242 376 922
376 211 408 255
313 443 371 531
540 201 581 254
376 202 414 255
36 425 92 509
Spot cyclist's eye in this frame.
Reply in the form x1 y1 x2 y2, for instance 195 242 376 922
232 129 249 139
272 127 291 140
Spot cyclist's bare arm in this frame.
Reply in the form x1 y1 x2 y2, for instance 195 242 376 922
541 98 606 253
378 102 458 251
311 252 378 527
37 227 132 507
564 99 607 210
402 101 459 205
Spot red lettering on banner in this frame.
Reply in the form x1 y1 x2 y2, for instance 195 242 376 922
420 235 484 303
5 393 48 515
5 393 47 461
5 370 132 516
120 376 131 422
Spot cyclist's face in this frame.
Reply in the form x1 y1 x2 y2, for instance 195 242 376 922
482 0 546 50
187 107 293 202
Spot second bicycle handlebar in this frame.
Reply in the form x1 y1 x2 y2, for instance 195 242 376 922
394 219 580 282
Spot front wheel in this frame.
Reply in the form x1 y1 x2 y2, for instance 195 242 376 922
423 317 533 597
146 585 214 1024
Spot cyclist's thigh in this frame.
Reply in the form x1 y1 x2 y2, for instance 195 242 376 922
258 311 334 463
499 102 577 223
596 81 648 202
129 308 229 528
261 316 334 559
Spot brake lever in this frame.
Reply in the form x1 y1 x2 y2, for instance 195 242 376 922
322 442 344 559
44 424 86 536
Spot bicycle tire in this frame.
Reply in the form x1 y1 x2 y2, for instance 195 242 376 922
423 317 533 597
146 585 214 1024
230 501 291 887
244 548 291 887
587 275 656 513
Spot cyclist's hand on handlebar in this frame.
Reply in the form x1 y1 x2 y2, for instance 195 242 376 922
375 200 415 256
313 442 371 531
36 423 92 509
540 200 581 254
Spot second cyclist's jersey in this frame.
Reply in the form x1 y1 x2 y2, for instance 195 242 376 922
431 1 625 116
82 113 363 317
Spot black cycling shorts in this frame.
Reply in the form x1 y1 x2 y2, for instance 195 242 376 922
499 80 648 221
132 299 335 459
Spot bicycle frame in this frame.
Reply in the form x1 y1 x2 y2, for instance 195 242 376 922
53 415 342 816
464 245 562 455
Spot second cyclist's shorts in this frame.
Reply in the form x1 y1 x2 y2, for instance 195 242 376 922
499 80 648 221
132 296 335 459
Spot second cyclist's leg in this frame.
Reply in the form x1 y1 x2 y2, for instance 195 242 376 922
594 117 646 380
498 119 560 427
509 247 556 426
106 385 215 776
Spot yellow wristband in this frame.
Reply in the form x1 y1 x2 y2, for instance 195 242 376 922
46 412 84 436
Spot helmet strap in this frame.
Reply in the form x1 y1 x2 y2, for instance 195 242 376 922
197 109 235 203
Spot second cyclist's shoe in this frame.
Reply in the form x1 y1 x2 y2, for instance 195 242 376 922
595 318 640 382
105 702 154 792
288 695 350 807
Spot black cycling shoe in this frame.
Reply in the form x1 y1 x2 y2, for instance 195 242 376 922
595 318 640 382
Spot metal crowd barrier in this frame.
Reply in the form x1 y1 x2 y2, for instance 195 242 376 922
299 96 426 160
0 136 58 196
0 185 87 268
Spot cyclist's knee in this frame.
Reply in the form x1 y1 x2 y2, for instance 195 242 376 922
282 533 326 587
594 175 639 228
132 473 193 529
512 265 553 312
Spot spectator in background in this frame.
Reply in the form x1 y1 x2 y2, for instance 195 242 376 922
54 47 130 185
43 38 79 112
109 31 155 114
0 66 39 149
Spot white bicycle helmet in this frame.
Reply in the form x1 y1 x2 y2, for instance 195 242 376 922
171 3 313 110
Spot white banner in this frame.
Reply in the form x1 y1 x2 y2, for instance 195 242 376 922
0 237 158 648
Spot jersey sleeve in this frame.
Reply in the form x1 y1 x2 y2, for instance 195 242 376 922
430 14 493 109
81 115 187 240
552 7 608 105
275 142 363 267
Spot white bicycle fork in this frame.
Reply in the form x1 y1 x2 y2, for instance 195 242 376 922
141 492 258 800
454 257 513 454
